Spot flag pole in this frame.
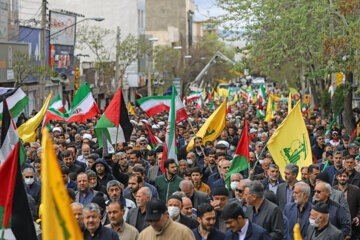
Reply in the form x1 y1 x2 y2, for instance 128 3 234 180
251 141 269 172
114 127 119 154
186 118 212 173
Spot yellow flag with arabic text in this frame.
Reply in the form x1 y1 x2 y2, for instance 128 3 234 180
18 92 52 143
186 99 227 151
41 128 84 240
267 103 312 181
127 102 136 116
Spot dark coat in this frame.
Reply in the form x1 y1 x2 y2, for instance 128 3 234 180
262 177 285 191
333 170 360 187
68 163 83 181
333 184 360 220
240 164 263 179
207 171 220 187
191 190 210 209
283 202 313 240
224 220 272 240
311 144 324 162
276 182 295 210
193 227 225 240
126 207 150 232
26 181 41 207
83 224 119 240
179 214 198 230
306 223 344 240
66 179 78 191
147 165 161 184
91 158 115 189
245 198 284 240
326 199 351 237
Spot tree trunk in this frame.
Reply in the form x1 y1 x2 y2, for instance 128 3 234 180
309 78 320 108
343 72 355 133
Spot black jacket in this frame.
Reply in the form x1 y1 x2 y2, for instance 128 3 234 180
179 214 198 230
83 224 119 240
193 227 225 240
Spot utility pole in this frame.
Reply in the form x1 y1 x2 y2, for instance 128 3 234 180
115 26 121 90
40 0 47 106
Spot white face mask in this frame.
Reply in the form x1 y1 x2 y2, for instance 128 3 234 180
309 217 320 227
168 206 180 218
187 159 193 166
25 177 34 185
231 181 240 191
259 160 264 165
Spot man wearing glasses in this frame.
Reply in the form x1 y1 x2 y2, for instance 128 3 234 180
311 135 325 163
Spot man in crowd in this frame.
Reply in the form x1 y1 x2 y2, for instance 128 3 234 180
192 203 225 240
138 198 195 239
211 185 230 233
61 165 77 191
76 172 99 205
283 182 313 240
106 201 139 240
276 163 298 210
262 164 284 194
243 181 284 240
126 187 151 232
83 203 119 239
23 167 41 207
191 166 211 194
180 180 210 209
71 202 84 231
167 195 198 229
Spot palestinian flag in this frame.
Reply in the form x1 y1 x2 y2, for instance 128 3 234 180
0 99 19 165
0 142 37 240
0 87 29 119
136 94 188 124
225 120 250 189
186 91 202 102
196 95 204 111
144 122 158 150
95 87 133 148
43 82 99 125
161 85 178 173
256 109 265 119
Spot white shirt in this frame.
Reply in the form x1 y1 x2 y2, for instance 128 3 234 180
239 219 249 240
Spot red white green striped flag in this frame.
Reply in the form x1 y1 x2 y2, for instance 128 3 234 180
95 87 133 148
257 83 266 107
186 91 202 102
50 94 65 113
43 82 99 125
225 120 250 189
136 94 188 124
196 95 204 111
161 85 178 173
239 87 248 99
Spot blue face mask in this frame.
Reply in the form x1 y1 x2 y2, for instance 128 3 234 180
325 139 330 144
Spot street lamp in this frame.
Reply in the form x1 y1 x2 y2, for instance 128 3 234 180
148 37 158 96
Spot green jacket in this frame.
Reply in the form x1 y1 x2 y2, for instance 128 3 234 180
155 174 183 203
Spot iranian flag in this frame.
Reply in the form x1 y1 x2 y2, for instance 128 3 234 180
196 95 204 111
161 85 178 173
95 87 133 148
257 83 266 107
136 93 188 124
239 87 248 99
186 91 202 102
0 87 29 119
248 89 254 103
43 82 99 125
225 120 250 189
50 94 65 113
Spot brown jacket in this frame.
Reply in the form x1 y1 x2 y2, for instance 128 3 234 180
333 183 360 219
138 218 195 240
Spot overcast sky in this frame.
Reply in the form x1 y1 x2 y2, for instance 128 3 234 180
193 0 225 21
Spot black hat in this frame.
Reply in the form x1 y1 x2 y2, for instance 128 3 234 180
315 171 330 184
91 193 106 210
145 198 167 221
168 195 182 203
216 143 227 149
312 202 329 214
212 185 229 197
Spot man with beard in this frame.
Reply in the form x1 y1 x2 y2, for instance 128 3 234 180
62 149 83 180
77 143 91 165
136 137 149 159
180 180 210 209
211 159 231 191
83 203 119 239
325 151 343 185
87 170 107 194
191 137 205 169
277 163 299 210
91 158 115 188
262 164 284 194
125 174 142 203
283 182 313 240
75 172 99 205
167 195 198 230
211 185 230 233
155 159 183 203
192 203 225 240
223 201 271 240
333 169 360 239
202 149 217 183
231 179 251 213
105 201 139 240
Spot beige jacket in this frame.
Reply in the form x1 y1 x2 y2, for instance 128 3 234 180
105 222 139 240
139 218 195 240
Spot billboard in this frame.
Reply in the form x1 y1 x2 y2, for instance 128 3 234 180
18 26 50 82
49 11 76 46
52 45 74 76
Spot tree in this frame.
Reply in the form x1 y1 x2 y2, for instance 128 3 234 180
12 51 33 87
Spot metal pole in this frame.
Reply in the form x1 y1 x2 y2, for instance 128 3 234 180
115 26 120 90
40 0 46 106
147 44 152 96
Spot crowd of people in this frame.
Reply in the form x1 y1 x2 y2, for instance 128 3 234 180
20 96 360 240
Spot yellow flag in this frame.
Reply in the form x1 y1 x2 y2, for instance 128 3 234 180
217 86 229 97
18 92 52 143
234 92 239 102
267 103 312 181
293 223 303 240
214 91 218 101
264 96 274 123
288 92 292 114
186 99 227 151
41 128 84 240
127 102 136 116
